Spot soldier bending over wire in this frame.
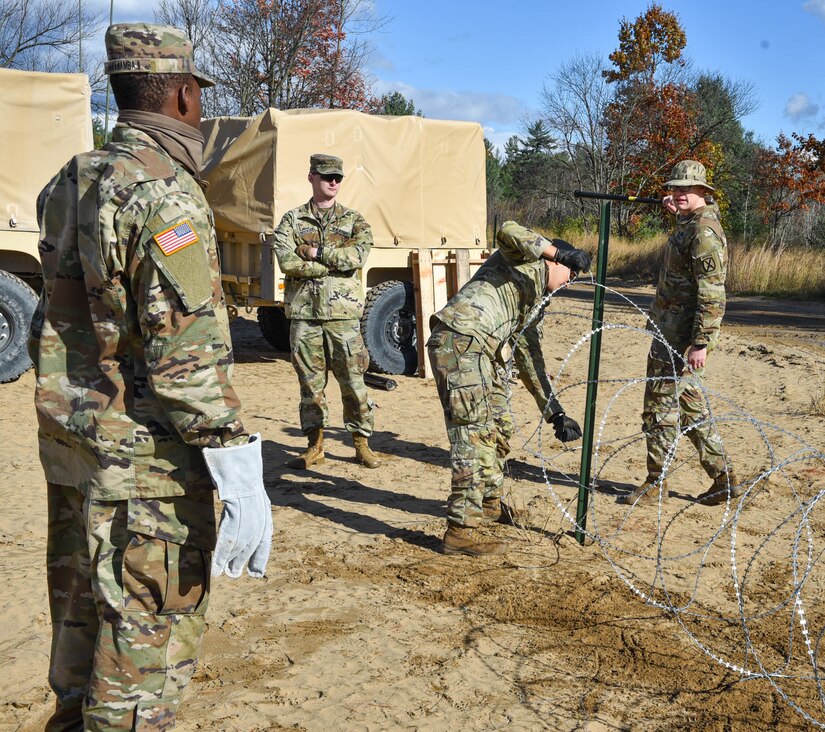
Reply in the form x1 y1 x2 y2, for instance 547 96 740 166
427 221 591 556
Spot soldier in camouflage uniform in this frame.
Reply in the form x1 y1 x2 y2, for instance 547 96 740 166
621 160 741 507
29 24 272 731
427 221 591 556
273 154 381 470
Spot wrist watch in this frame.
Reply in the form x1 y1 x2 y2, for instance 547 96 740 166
315 244 325 262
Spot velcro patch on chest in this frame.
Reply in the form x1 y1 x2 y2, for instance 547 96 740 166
331 225 354 238
671 230 689 254
153 219 200 256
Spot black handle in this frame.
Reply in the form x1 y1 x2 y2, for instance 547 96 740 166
574 190 661 205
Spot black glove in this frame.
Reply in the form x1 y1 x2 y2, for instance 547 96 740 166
550 244 591 276
551 413 582 442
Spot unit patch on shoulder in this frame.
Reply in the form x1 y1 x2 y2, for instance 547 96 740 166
700 254 717 273
153 219 200 256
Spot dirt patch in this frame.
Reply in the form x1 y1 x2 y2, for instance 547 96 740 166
1 289 823 731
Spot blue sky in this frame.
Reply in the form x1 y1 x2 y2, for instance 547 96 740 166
366 0 825 151
99 0 824 150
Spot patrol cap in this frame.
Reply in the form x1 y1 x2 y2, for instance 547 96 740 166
665 159 715 191
309 154 344 177
104 23 215 88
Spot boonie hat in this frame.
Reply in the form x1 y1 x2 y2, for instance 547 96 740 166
665 159 714 191
104 23 215 88
310 154 344 177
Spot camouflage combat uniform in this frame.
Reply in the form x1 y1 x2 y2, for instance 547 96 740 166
643 203 728 481
273 200 375 436
30 65 245 730
427 221 562 528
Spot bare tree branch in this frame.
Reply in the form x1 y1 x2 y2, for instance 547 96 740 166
0 0 102 70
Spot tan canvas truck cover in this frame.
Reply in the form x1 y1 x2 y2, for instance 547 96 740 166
201 108 487 376
201 108 487 249
0 68 93 242
0 68 92 384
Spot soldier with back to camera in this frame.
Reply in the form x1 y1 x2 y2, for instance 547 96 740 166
30 23 272 730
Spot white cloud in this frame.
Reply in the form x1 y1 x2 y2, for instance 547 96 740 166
372 80 525 126
803 0 825 21
483 127 518 155
784 92 819 121
370 52 396 73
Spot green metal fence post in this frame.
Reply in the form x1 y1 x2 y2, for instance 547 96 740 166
575 200 611 545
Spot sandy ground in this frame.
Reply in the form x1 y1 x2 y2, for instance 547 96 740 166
1 284 824 732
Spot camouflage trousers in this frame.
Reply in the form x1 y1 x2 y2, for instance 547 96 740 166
427 324 514 528
290 318 375 436
642 344 727 481
46 483 215 731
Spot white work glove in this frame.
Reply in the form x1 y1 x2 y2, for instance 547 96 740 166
203 433 273 578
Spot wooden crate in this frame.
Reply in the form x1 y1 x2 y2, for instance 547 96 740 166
412 249 489 377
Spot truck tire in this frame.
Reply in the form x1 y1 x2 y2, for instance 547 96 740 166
257 306 290 352
0 270 38 383
361 280 418 375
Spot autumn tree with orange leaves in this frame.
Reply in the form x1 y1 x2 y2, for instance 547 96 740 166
601 3 726 234
603 1 686 85
754 133 825 247
200 0 381 116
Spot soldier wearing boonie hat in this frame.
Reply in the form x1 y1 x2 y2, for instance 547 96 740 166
104 22 215 87
622 158 741 509
665 159 715 191
32 21 271 731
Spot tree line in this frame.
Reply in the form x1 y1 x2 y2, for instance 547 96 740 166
2 0 822 249
489 4 825 250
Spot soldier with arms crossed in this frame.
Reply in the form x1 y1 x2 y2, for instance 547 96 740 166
30 23 272 730
427 221 591 556
622 159 741 507
273 154 381 470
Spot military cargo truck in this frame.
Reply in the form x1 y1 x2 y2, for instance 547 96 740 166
0 87 486 382
201 108 487 375
0 68 93 382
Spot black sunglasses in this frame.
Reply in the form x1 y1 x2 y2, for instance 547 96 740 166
319 173 342 183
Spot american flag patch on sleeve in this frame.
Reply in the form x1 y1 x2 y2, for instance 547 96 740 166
153 220 200 255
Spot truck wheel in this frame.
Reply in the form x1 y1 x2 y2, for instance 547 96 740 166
257 306 290 351
361 280 418 375
0 270 38 383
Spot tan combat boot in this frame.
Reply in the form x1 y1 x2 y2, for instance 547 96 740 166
288 428 324 469
481 497 503 523
696 471 744 506
481 497 529 525
353 434 382 468
442 524 506 556
619 478 669 506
